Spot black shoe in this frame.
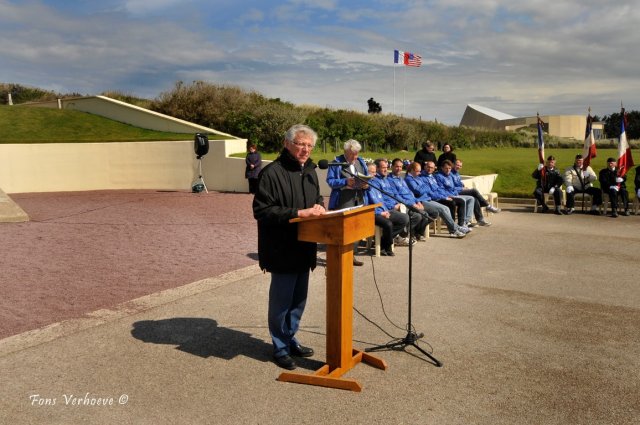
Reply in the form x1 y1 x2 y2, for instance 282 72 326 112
588 210 601 216
273 354 297 370
290 344 314 357
353 258 364 266
554 208 565 215
380 249 395 257
539 205 549 213
611 211 619 218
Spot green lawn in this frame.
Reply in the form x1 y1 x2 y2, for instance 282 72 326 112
0 105 194 143
239 147 634 198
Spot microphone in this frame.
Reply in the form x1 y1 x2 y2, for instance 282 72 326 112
317 159 350 169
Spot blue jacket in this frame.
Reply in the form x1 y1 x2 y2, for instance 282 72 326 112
405 173 433 202
422 172 448 200
365 177 389 215
435 172 458 197
326 154 369 210
389 174 418 205
368 174 397 210
451 170 464 193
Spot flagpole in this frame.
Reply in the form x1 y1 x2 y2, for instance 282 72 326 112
393 64 396 115
403 64 406 116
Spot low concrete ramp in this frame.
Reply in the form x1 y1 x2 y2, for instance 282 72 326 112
0 189 29 222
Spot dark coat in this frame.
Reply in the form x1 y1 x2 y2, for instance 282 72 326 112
532 167 563 191
413 149 436 168
245 151 262 179
599 167 627 190
252 149 323 273
437 151 457 168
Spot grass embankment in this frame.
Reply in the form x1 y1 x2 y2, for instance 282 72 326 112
244 147 629 198
0 105 194 143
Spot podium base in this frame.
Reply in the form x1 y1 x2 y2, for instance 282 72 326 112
277 349 387 392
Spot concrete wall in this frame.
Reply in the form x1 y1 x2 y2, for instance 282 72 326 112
0 140 340 196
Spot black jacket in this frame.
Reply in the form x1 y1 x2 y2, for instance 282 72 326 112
437 151 457 168
413 149 436 168
532 167 563 191
253 149 323 273
599 167 627 190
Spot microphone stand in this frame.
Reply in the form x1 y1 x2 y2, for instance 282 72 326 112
336 165 442 367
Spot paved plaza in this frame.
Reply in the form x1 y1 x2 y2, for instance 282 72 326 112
1 191 638 424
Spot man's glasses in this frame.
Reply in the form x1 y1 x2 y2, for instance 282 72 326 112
290 140 315 150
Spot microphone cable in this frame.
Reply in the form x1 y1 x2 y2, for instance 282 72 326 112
352 254 408 338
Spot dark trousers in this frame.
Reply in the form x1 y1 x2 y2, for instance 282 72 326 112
407 210 429 237
436 198 465 225
605 188 629 212
566 187 602 209
533 187 561 208
460 188 488 220
248 178 259 194
375 211 409 250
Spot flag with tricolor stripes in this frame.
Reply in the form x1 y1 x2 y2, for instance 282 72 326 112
582 112 597 169
394 50 422 67
537 114 546 184
617 107 635 179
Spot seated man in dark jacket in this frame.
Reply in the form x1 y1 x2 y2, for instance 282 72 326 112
532 155 565 215
253 124 325 371
599 157 630 217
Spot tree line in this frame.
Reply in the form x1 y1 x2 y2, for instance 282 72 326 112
2 81 637 152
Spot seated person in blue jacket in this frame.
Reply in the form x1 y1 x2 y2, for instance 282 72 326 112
405 162 467 238
365 162 409 256
421 161 471 232
435 160 475 228
370 159 422 246
452 159 500 224
326 139 369 266
389 158 431 241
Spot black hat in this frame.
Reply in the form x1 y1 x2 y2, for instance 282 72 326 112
575 154 583 159
606 157 616 163
547 155 555 161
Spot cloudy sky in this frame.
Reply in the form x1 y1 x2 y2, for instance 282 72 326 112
1 0 639 124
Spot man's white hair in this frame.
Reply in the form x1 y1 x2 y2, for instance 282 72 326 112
343 139 361 152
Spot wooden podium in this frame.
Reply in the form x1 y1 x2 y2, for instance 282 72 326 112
278 204 388 392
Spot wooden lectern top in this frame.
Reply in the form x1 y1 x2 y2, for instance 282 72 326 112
289 204 378 246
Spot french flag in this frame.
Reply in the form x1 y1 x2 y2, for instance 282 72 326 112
582 113 597 169
394 50 405 64
617 107 635 178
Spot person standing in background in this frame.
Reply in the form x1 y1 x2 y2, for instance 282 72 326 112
245 144 262 194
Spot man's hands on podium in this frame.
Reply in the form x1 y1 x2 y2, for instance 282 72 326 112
298 204 326 218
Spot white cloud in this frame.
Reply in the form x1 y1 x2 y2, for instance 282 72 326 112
1 0 639 123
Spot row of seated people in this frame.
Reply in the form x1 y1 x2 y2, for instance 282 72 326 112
326 139 500 258
533 153 640 217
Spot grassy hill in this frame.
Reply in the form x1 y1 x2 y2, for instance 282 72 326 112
0 105 193 143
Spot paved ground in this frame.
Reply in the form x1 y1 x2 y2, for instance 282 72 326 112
1 191 639 424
